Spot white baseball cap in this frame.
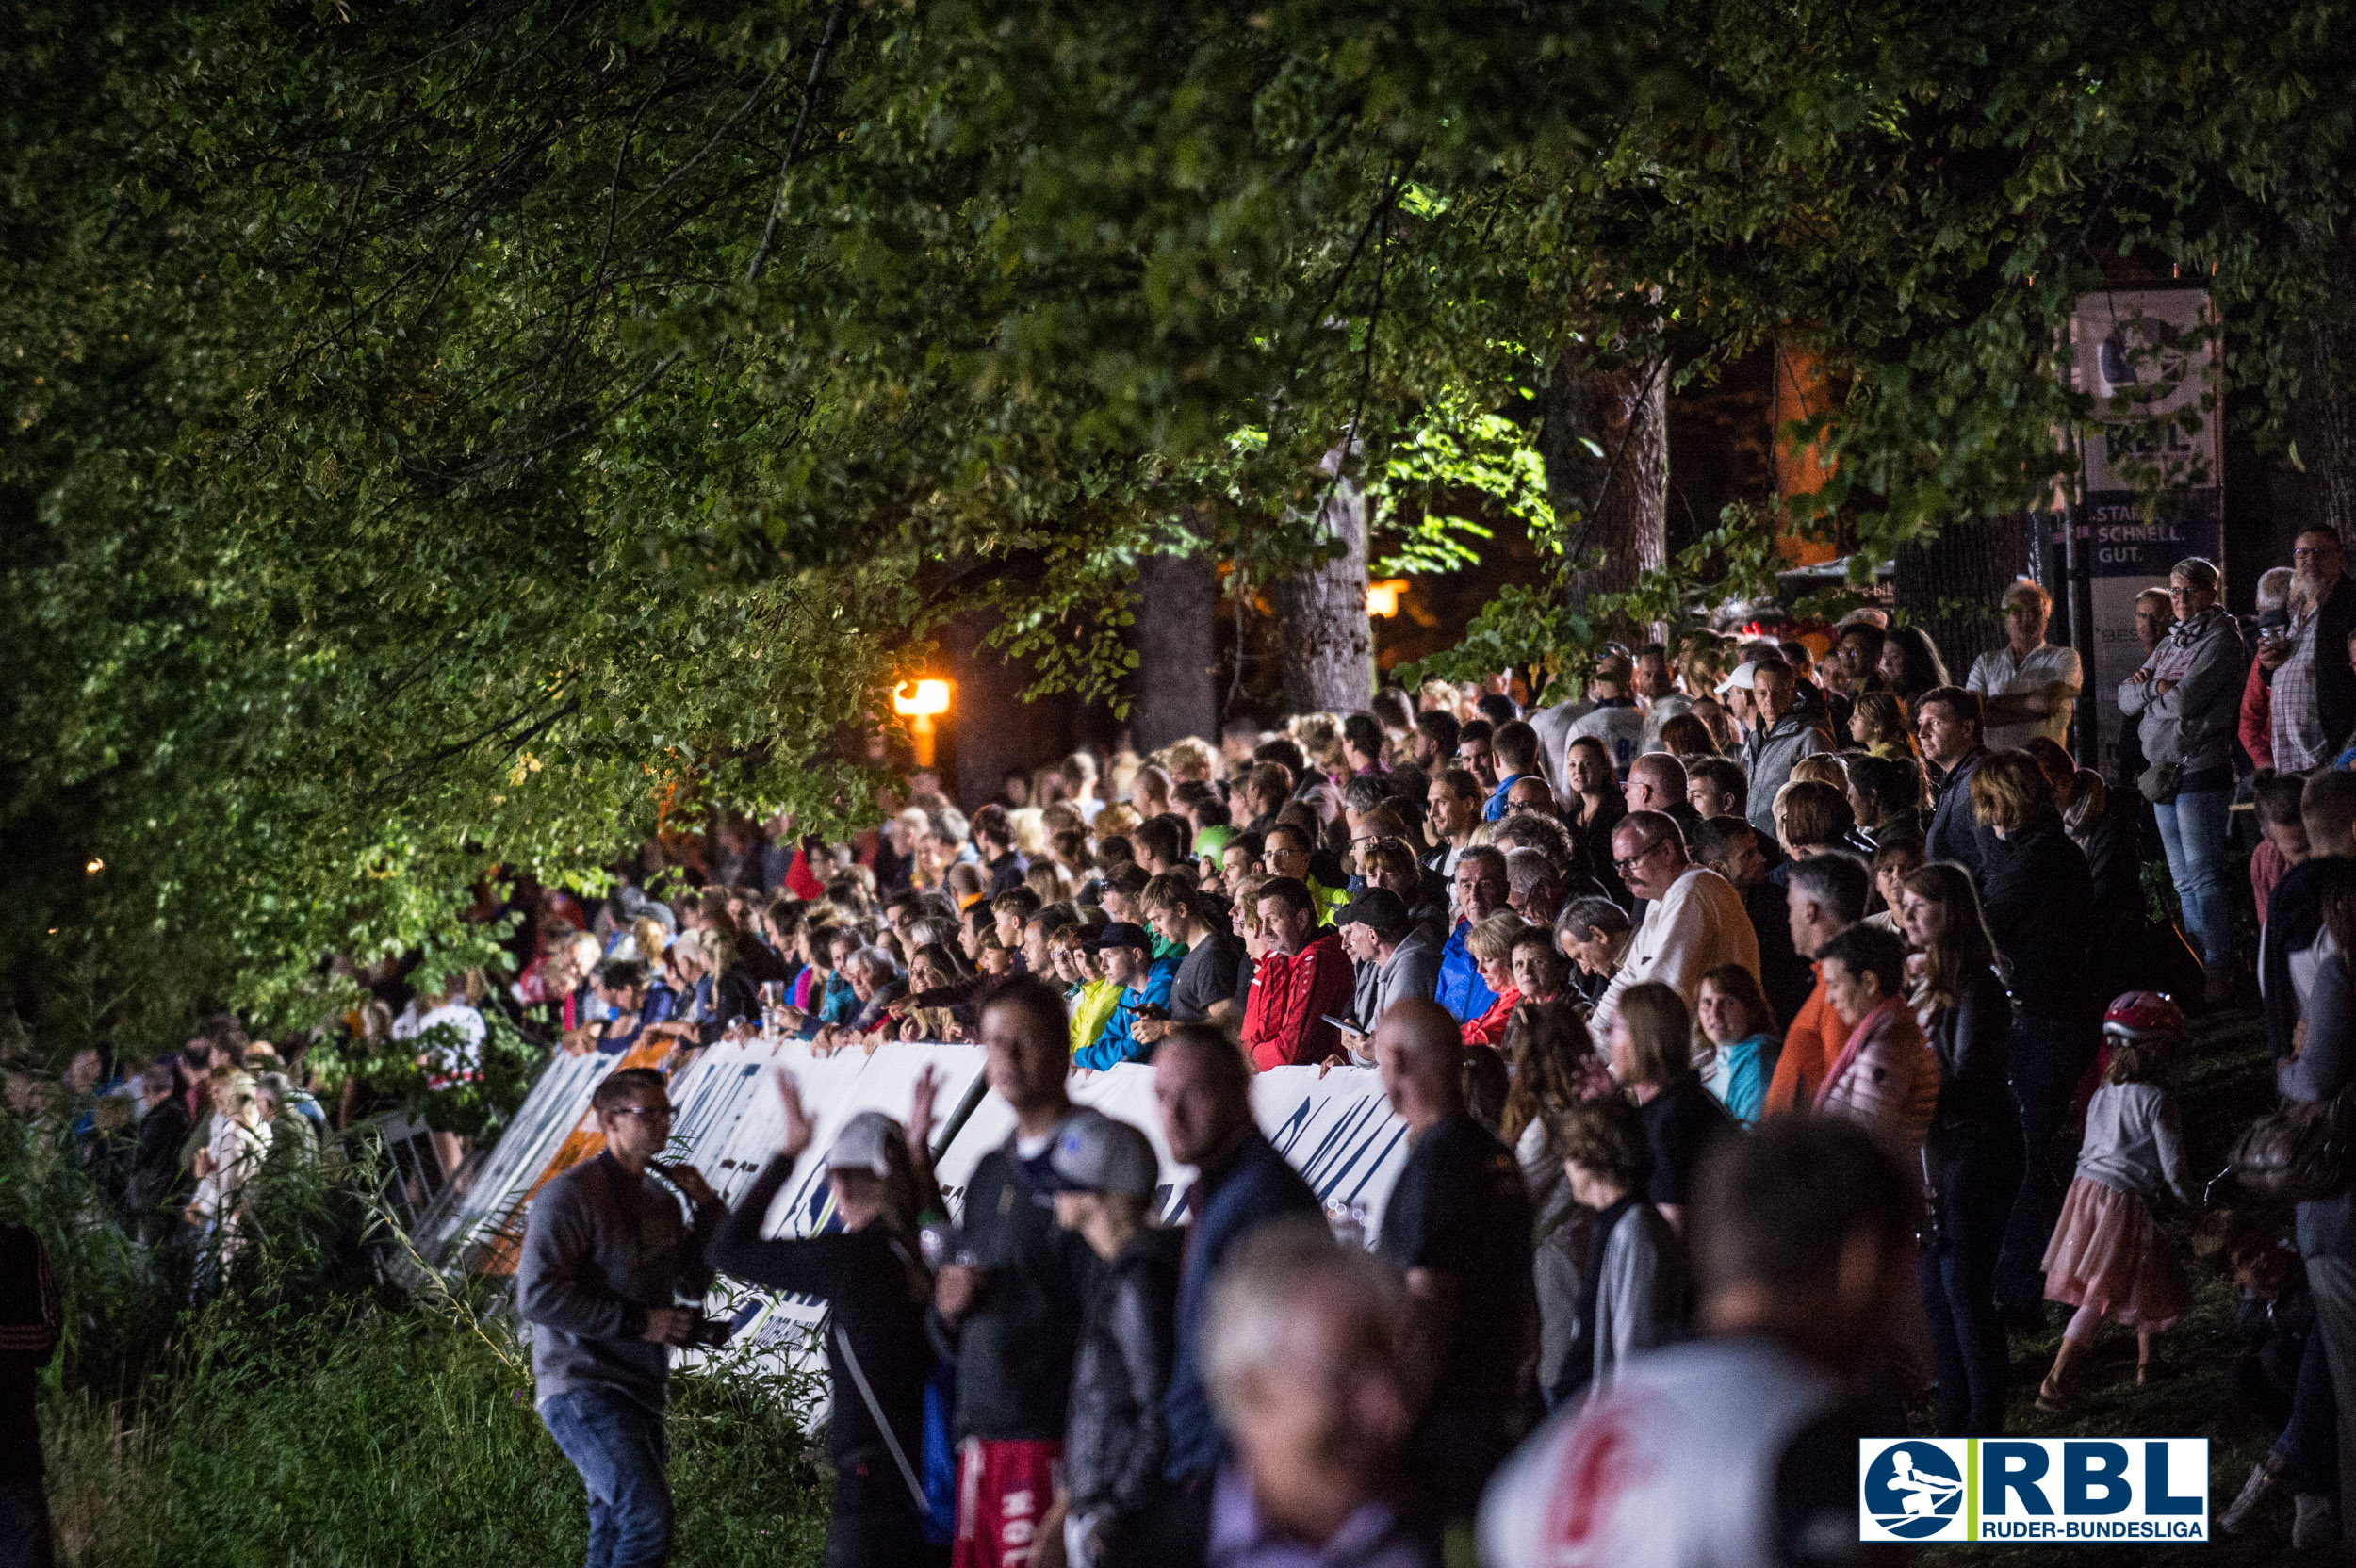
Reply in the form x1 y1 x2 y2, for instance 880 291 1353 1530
1714 661 1759 696
828 1110 904 1179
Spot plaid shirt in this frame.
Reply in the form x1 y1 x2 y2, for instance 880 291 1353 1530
2272 604 2331 771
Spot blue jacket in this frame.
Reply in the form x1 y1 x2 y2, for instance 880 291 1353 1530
1483 773 1534 822
1072 958 1179 1070
1433 919 1499 1023
1164 1134 1324 1480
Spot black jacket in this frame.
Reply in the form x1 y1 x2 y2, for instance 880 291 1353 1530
932 1134 1098 1441
2264 855 2352 1061
1066 1227 1183 1527
712 1152 934 1507
1742 878 1814 1030
2303 575 2356 750
1926 749 1994 886
1925 964 2020 1143
127 1096 193 1217
1980 814 2097 1021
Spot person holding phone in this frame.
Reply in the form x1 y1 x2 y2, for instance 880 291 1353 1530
517 1068 726 1568
1333 889 1441 1063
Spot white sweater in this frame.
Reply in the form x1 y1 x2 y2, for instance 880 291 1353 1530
1591 865 1762 1037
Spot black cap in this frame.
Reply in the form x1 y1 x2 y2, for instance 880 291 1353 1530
1083 921 1152 955
1335 887 1410 942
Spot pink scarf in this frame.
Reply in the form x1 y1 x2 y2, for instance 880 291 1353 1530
1811 997 1900 1113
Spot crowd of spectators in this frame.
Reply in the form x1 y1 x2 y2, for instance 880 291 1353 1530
39 529 2356 1567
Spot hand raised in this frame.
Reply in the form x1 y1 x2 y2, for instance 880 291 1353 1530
774 1068 815 1159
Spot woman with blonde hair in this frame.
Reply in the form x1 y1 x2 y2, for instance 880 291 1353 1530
1604 981 1733 1235
1460 912 1530 1047
1971 746 2100 1326
1788 753 1849 792
188 1070 271 1257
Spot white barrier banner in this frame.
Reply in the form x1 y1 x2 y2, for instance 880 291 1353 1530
417 1047 618 1265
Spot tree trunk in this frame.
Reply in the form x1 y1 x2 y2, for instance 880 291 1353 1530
2291 222 2356 540
1130 550 1219 749
1892 517 2033 682
1539 346 1670 626
1272 452 1374 714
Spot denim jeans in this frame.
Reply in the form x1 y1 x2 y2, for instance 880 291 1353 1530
540 1386 673 1568
2275 1327 2340 1497
2305 1257 2356 1539
1920 1131 2024 1435
2153 786 2233 974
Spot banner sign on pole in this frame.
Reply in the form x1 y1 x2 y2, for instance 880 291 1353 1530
2065 288 2225 768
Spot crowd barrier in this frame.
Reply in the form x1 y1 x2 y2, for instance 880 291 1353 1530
417 1033 1418 1404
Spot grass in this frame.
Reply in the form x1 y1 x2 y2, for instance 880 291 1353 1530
1943 1003 2303 1565
41 1303 833 1568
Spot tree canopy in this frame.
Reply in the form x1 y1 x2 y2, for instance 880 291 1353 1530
6 0 2353 1031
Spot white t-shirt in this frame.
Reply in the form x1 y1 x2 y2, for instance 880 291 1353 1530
1966 642 2082 751
1479 1336 1858 1568
414 1002 489 1076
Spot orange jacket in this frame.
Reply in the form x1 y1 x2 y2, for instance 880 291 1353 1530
1761 967 1848 1115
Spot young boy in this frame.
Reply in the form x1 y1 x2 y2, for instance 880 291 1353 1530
1042 1111 1181 1568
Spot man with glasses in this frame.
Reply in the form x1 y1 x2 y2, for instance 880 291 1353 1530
519 1067 725 1568
2265 527 2356 772
1589 811 1760 1038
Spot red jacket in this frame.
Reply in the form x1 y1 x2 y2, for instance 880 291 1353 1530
2240 654 2274 773
1462 988 1522 1048
1241 931 1355 1070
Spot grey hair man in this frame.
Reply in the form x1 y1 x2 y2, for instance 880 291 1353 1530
1202 1219 1436 1565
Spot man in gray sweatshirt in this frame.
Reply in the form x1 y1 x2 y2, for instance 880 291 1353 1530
517 1067 724 1568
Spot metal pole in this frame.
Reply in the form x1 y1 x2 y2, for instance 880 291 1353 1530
2060 436 2098 767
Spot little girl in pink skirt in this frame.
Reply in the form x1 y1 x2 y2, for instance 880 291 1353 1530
2037 991 2193 1409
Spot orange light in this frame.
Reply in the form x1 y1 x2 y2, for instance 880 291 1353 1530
892 678 954 766
84 857 105 874
1366 579 1410 618
892 678 953 717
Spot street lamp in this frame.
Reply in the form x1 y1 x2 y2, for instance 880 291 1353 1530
892 678 954 767
1366 579 1410 618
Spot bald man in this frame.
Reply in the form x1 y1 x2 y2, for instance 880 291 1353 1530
1372 1001 1534 1524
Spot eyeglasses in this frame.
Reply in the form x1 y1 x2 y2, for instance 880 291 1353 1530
2295 546 2336 559
608 1103 674 1120
1612 838 1666 874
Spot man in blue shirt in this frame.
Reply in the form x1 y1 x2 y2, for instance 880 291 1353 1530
1072 923 1178 1070
1482 719 1545 821
1153 1025 1324 1486
1434 848 1508 1022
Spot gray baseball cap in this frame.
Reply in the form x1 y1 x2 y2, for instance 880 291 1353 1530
828 1110 904 1179
1038 1110 1158 1200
